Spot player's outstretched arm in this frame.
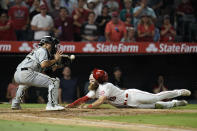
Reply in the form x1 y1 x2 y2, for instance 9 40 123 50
66 96 91 108
84 96 107 109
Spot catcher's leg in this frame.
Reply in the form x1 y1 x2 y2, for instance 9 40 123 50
11 85 28 110
131 89 190 104
29 72 64 111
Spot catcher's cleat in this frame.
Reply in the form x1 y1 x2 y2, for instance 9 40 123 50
11 98 22 110
180 89 191 96
173 100 188 107
46 104 64 111
11 103 21 110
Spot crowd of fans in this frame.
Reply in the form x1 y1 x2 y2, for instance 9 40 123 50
0 0 196 42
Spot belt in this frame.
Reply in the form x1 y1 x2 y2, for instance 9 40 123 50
124 93 128 105
21 68 28 71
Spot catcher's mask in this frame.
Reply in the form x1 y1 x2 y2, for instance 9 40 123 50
93 69 108 84
39 36 60 55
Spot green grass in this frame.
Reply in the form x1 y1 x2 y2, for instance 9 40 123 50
0 120 127 131
83 113 197 128
0 103 46 108
172 104 197 109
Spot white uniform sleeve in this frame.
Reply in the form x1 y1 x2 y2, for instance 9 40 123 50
86 90 96 99
37 48 48 64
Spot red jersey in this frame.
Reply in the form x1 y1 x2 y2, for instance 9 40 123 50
137 24 155 42
54 17 74 41
105 20 127 42
0 20 17 40
8 5 29 30
160 25 175 42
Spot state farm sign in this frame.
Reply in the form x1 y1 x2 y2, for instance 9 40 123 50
83 43 139 53
146 43 197 53
159 43 197 53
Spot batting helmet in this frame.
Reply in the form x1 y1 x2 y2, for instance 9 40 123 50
93 69 108 84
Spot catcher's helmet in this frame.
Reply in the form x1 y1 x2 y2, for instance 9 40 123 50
93 69 108 84
39 36 60 54
39 36 59 46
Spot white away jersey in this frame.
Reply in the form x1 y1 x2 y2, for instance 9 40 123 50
17 47 49 72
86 82 126 106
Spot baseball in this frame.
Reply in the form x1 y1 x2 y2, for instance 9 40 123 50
70 55 75 60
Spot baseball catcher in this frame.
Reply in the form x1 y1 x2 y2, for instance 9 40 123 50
11 36 64 111
66 69 191 109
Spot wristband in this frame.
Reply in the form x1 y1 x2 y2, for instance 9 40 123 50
87 104 93 108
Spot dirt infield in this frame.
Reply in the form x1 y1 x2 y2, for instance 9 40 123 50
0 108 197 131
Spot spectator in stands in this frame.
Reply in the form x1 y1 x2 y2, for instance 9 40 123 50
0 11 17 40
86 0 103 18
124 13 133 29
31 4 54 40
95 5 111 42
176 0 195 41
50 0 61 19
137 13 155 42
106 0 119 13
133 0 156 28
29 0 40 21
120 0 133 23
176 0 194 17
81 12 98 41
6 78 18 103
160 15 176 42
147 0 163 16
72 0 89 41
54 7 74 41
110 67 125 89
59 66 79 104
122 27 136 42
8 0 29 41
153 75 168 94
62 0 78 15
105 11 127 42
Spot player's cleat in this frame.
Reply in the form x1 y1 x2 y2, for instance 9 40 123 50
180 89 191 96
173 100 188 107
11 103 21 110
46 104 64 111
11 98 21 110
